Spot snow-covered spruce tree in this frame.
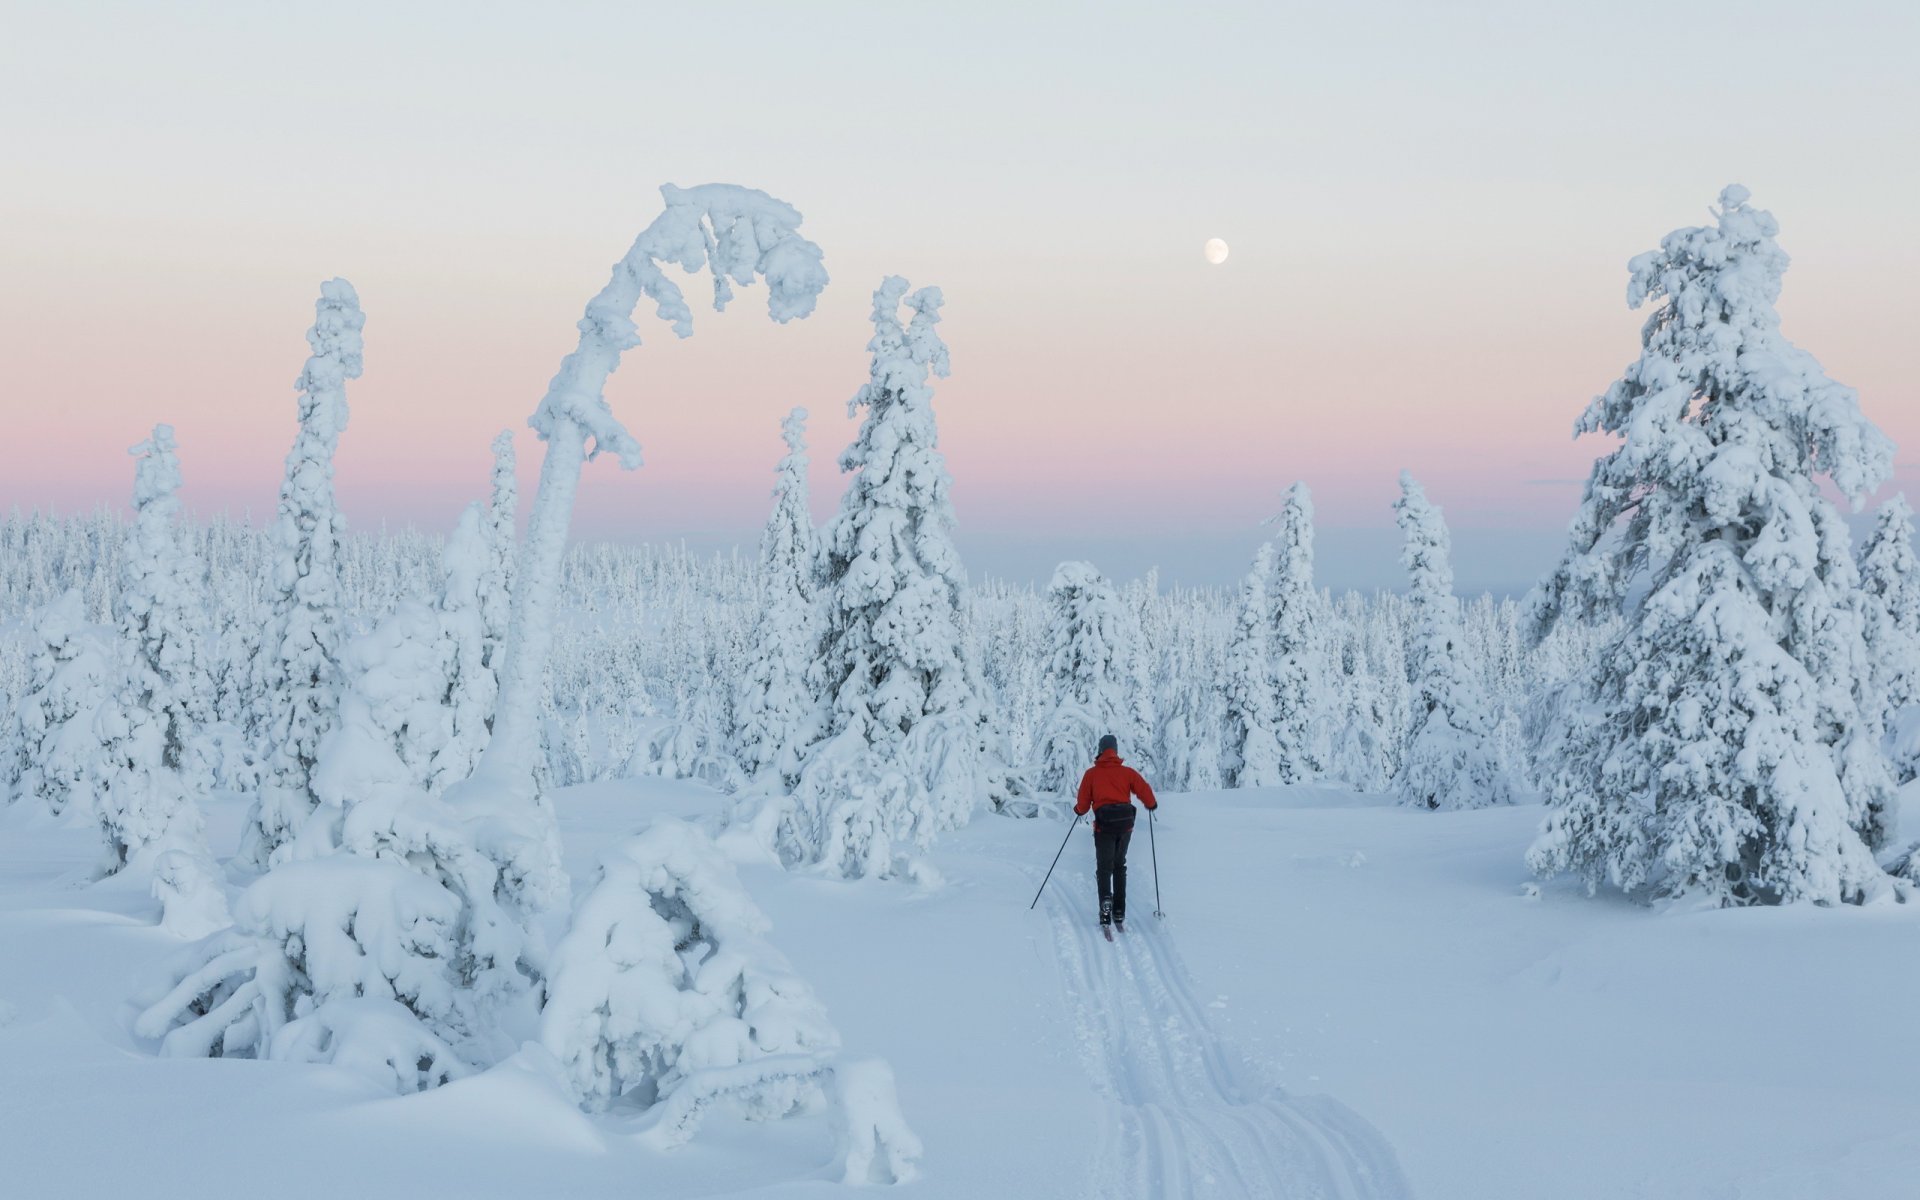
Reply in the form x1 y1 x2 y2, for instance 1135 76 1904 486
731 407 823 787
9 590 115 817
1269 482 1325 783
242 279 363 867
1031 561 1131 794
1329 624 1391 792
1222 542 1284 787
480 429 517 704
432 503 494 792
94 425 217 873
1528 186 1895 906
1858 495 1920 727
772 277 1018 876
1392 472 1510 811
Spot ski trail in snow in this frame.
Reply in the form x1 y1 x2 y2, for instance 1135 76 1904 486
1046 870 1413 1200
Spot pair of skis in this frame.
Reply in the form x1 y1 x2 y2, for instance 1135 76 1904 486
1101 920 1127 942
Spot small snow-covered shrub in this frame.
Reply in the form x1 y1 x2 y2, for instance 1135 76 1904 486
831 1057 923 1185
542 819 841 1125
151 848 231 939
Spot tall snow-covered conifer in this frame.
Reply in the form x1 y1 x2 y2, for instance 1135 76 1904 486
1269 483 1324 783
1529 186 1894 906
1222 543 1283 788
433 503 494 791
1393 472 1509 811
732 407 823 786
774 278 1015 875
480 429 517 703
94 425 216 872
243 279 362 866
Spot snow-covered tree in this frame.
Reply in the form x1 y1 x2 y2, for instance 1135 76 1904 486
94 425 216 873
1269 483 1324 783
243 279 363 867
1222 543 1283 788
1529 186 1895 906
1858 495 1920 729
1392 472 1510 811
731 407 823 786
773 277 1018 875
1328 624 1390 792
433 504 494 791
9 590 115 817
1031 561 1131 793
473 184 826 809
136 602 543 1090
480 429 517 702
1155 623 1225 792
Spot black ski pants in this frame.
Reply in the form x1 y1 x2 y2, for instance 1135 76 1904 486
1093 810 1135 922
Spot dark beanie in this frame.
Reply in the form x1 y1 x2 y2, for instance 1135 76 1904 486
1098 734 1119 755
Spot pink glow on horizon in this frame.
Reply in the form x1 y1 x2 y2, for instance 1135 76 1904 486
3 3 1915 586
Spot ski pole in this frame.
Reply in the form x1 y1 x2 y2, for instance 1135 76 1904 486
1148 806 1164 919
1029 813 1084 909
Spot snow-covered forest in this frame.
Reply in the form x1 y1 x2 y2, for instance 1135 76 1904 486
7 181 1920 1199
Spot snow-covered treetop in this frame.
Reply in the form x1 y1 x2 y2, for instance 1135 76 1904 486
294 279 364 441
1534 185 1894 632
531 184 831 470
763 406 815 585
128 425 184 521
851 276 950 423
1393 472 1454 599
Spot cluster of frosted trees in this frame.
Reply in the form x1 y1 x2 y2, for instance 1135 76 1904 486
0 184 920 1180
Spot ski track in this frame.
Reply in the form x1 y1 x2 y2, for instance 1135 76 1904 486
1046 869 1413 1200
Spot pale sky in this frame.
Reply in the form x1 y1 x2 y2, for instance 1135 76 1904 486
2 0 1915 591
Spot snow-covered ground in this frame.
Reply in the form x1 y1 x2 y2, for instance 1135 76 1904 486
5 780 1918 1199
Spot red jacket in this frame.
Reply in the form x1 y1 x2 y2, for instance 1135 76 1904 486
1075 750 1158 817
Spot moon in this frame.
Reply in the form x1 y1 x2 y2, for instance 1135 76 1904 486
1203 237 1230 265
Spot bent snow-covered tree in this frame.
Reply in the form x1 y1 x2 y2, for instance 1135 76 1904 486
1032 561 1131 794
731 407 823 787
242 279 363 867
1393 473 1510 811
1269 482 1325 783
1529 186 1895 906
773 277 1018 877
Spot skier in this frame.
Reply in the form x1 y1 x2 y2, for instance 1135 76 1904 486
1075 734 1158 933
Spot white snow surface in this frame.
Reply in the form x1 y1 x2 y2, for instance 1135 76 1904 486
7 777 1919 1197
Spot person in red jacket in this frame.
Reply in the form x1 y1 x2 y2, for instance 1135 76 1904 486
1074 733 1158 930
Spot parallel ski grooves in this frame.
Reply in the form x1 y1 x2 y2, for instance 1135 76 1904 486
1044 868 1413 1199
